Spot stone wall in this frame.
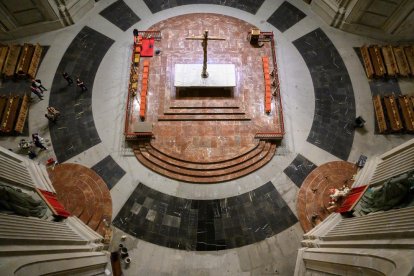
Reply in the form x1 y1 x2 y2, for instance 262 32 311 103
0 0 95 40
0 146 108 275
294 139 414 275
311 0 414 41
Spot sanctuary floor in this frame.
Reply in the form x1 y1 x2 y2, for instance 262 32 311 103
1 0 414 275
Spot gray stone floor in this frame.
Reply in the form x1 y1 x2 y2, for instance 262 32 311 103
1 0 414 274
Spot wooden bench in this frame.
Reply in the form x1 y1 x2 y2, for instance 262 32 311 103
360 46 374 78
393 46 410 77
139 60 150 120
0 96 20 133
398 95 414 132
0 46 9 74
0 96 7 120
2 45 21 78
28 44 42 79
381 45 398 77
14 95 29 134
369 46 385 78
262 56 271 113
404 46 414 77
372 95 387 134
16 43 34 76
383 95 403 132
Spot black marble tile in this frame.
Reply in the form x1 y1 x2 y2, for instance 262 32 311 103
293 28 356 161
99 0 140 32
284 154 317 187
49 27 114 163
143 0 265 14
91 155 126 190
267 1 306 33
112 181 297 251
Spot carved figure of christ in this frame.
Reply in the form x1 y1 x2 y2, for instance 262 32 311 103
186 30 226 78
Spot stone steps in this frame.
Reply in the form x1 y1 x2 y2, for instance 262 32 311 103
164 108 245 115
134 141 276 183
142 141 266 170
158 114 251 121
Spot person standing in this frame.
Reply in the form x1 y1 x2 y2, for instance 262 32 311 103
47 106 60 118
76 77 88 92
45 113 56 123
30 86 43 100
62 72 73 86
32 133 47 150
32 79 47 91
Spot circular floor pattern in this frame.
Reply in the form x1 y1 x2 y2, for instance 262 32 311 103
48 163 112 236
296 161 358 233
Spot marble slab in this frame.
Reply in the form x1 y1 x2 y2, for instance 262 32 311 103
174 64 236 87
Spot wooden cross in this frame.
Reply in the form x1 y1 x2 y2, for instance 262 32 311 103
186 30 226 78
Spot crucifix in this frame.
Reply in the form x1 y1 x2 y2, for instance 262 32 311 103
186 30 226 78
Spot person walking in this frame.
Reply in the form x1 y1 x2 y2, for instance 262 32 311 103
62 72 73 86
31 79 47 91
30 86 43 100
32 133 47 150
76 77 88 92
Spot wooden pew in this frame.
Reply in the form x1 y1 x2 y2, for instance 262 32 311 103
262 56 271 113
381 45 399 77
404 46 414 77
360 46 374 78
0 96 20 133
383 95 403 132
2 45 21 78
16 43 35 76
398 95 414 132
0 96 7 120
369 46 385 78
372 95 387 134
393 46 410 77
0 45 9 74
28 44 42 79
14 95 29 134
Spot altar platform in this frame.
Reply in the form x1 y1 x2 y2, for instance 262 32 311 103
174 64 236 87
124 14 284 183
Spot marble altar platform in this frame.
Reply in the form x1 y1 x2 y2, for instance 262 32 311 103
174 64 236 87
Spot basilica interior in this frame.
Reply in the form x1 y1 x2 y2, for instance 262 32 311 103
0 0 414 275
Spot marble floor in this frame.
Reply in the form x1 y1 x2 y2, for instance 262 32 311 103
1 0 414 275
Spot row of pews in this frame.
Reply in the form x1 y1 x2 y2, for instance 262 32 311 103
373 94 414 134
262 56 271 113
0 94 30 134
139 60 150 120
360 45 414 78
0 43 43 79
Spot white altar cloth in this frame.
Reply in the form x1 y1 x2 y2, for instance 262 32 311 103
174 64 236 87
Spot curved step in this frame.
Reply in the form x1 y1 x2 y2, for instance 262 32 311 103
48 164 112 236
149 140 260 165
137 142 271 177
142 141 266 170
135 142 276 183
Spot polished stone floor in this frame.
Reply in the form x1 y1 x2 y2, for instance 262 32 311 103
1 0 414 275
